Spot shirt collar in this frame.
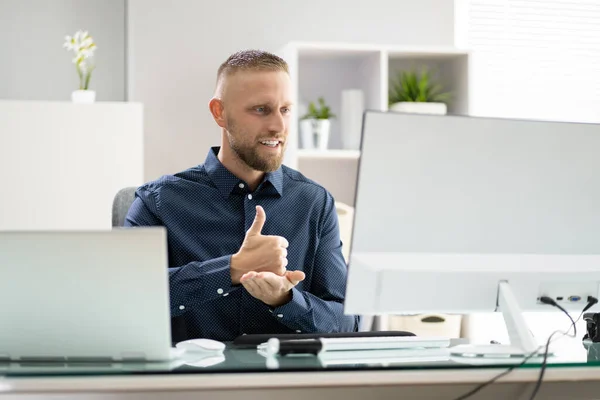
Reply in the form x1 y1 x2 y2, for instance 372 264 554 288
204 147 283 198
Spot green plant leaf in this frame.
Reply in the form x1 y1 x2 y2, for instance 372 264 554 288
83 65 95 90
76 64 83 90
84 71 92 90
388 66 452 105
301 97 335 119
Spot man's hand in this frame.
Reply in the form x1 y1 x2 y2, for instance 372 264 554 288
240 270 305 307
231 205 289 285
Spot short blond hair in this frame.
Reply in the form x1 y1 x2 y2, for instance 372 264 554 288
217 49 289 85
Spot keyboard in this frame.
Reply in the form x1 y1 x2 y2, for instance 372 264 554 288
233 330 415 348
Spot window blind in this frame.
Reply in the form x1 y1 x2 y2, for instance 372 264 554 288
465 0 600 123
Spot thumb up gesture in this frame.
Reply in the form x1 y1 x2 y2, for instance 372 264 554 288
231 206 289 285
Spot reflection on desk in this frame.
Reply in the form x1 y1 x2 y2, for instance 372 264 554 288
0 358 185 375
0 339 600 377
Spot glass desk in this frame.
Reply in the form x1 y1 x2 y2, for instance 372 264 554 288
2 339 600 399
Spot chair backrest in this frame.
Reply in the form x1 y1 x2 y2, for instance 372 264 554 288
112 187 138 227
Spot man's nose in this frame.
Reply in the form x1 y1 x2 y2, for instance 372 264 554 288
267 112 286 133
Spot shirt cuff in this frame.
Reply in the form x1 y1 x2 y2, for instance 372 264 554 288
170 255 235 317
201 254 235 298
270 287 310 327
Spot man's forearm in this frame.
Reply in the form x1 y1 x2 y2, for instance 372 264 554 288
169 255 239 317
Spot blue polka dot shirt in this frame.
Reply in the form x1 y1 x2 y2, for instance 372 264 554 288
124 147 360 341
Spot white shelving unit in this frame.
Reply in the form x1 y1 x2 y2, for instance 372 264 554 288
280 41 470 207
281 41 470 169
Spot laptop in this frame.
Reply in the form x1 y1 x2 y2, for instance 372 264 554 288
0 228 174 362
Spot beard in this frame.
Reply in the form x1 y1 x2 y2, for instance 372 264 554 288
225 117 285 172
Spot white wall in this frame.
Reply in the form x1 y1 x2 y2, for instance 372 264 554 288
0 0 126 101
128 0 456 181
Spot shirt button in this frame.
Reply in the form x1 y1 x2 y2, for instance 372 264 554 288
223 293 229 297
217 288 224 295
296 330 301 333
277 314 283 318
179 305 185 310
239 183 245 188
248 194 253 200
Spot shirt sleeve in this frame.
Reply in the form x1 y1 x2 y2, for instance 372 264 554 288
124 187 239 317
270 192 360 333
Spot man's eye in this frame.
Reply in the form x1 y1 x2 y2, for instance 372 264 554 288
255 107 267 113
281 107 291 114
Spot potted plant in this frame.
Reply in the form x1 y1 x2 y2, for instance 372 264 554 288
388 67 451 115
300 97 336 150
63 30 97 103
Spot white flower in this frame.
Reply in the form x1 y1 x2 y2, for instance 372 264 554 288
74 30 88 43
63 35 76 51
79 47 95 59
81 37 93 48
64 30 97 90
72 55 84 65
64 30 97 57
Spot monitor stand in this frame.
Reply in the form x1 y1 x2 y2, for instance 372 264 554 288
450 281 550 359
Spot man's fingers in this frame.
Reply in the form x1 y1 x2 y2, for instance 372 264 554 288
279 236 289 248
285 270 306 286
265 235 289 248
246 205 266 236
279 257 288 275
240 271 258 282
255 271 279 291
241 274 262 296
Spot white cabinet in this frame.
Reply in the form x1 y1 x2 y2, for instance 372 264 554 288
0 101 144 230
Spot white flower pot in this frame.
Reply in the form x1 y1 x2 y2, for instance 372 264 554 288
71 90 96 104
300 119 331 150
390 102 447 115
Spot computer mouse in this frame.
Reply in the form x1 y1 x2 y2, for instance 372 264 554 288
175 338 226 353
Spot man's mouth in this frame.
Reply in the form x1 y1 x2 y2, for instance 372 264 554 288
259 140 281 148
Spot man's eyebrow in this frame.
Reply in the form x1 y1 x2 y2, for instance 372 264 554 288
247 101 294 107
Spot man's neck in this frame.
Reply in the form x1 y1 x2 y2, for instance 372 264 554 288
217 145 264 191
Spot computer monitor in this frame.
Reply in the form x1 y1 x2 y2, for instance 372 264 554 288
0 228 173 361
344 111 600 358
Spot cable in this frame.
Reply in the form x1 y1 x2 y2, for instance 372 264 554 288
527 327 564 399
452 296 598 400
527 296 596 399
539 296 576 335
452 342 544 400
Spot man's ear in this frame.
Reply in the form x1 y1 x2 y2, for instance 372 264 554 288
209 97 226 128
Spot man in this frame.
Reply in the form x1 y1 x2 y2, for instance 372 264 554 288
125 49 359 342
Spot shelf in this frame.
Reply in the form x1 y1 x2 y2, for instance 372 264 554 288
386 46 469 59
297 149 361 160
287 41 470 58
280 41 471 170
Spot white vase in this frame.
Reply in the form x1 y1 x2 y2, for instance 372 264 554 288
390 102 447 115
71 90 96 104
340 89 364 150
300 119 331 150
